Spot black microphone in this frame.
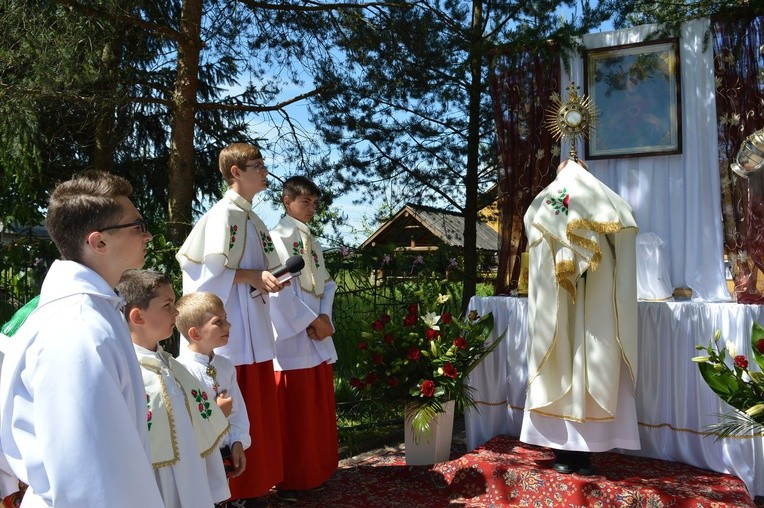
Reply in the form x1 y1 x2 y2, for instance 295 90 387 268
250 255 305 298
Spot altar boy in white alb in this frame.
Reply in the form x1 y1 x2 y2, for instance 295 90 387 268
521 159 640 475
269 176 338 500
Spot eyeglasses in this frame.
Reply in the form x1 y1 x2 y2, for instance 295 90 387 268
244 161 268 172
100 218 149 234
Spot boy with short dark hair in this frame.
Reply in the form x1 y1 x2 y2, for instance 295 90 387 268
176 291 250 504
269 175 339 500
0 171 163 507
118 269 229 508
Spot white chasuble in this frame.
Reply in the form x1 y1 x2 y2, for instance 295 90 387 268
520 160 640 452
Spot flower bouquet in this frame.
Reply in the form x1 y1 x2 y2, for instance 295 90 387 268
351 293 501 440
692 322 764 438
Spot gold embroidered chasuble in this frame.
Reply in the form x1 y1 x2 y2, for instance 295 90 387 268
523 160 639 422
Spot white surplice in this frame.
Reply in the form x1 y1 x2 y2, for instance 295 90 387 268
0 260 164 507
520 161 641 452
177 190 281 366
177 345 252 502
269 216 337 371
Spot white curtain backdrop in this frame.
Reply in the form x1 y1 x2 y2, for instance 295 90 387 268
560 18 730 302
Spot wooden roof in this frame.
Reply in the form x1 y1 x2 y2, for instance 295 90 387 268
359 203 499 252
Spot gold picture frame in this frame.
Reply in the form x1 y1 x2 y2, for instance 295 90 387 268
584 38 682 159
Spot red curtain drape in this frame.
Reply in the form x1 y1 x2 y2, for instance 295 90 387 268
488 44 560 295
713 14 764 302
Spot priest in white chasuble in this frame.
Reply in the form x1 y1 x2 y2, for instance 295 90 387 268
520 159 640 475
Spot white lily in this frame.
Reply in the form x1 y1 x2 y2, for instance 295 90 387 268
725 340 738 358
435 293 450 305
422 312 441 330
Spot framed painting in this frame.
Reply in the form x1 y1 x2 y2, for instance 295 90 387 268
584 38 682 159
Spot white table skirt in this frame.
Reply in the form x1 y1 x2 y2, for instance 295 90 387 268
465 296 764 497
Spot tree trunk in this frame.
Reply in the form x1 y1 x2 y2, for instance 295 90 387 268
167 0 202 245
461 0 483 313
92 30 121 172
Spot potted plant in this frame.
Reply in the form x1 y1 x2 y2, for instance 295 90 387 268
351 292 500 464
692 322 764 437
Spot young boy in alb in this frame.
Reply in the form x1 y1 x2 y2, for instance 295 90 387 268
0 171 163 507
268 176 339 501
117 270 230 508
176 142 288 503
175 291 250 505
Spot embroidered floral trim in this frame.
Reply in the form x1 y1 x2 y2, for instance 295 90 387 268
312 249 320 268
228 225 238 249
146 393 153 431
546 187 570 215
191 388 213 419
292 239 304 256
260 231 275 253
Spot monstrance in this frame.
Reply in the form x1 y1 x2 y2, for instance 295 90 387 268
544 82 597 162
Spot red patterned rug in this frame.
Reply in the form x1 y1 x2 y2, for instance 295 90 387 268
261 435 758 507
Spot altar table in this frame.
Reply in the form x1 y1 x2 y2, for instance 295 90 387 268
464 296 764 497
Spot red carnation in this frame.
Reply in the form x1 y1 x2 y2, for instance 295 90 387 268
358 341 368 351
757 339 764 354
407 347 421 361
384 334 394 345
734 355 749 369
381 313 391 324
350 377 366 390
372 320 384 331
364 372 378 384
425 328 439 341
440 312 453 324
386 377 398 387
443 362 458 378
372 353 383 365
420 380 435 397
454 336 467 349
403 314 417 327
408 303 419 314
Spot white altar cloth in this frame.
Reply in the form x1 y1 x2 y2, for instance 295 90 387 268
465 296 764 497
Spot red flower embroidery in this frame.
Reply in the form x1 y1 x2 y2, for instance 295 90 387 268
198 403 204 412
454 336 467 349
443 362 458 378
420 380 435 397
734 355 748 369
563 194 570 208
147 410 152 422
425 328 439 341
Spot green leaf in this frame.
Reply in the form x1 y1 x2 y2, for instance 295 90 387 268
751 322 764 372
698 362 738 399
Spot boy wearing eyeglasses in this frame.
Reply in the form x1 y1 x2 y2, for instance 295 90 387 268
177 143 287 504
0 171 163 507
